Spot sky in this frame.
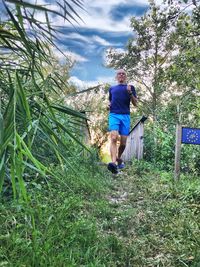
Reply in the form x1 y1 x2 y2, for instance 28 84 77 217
52 0 151 89
1 0 194 89
1 0 160 88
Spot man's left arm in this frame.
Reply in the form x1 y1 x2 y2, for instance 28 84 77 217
127 85 138 107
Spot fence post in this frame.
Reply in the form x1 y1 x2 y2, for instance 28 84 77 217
174 124 182 180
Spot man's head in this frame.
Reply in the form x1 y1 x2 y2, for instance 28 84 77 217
116 69 127 84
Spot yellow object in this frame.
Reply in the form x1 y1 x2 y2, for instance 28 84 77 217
99 141 111 163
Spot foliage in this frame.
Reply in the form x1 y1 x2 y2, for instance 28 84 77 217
1 160 200 266
144 120 200 174
106 0 200 173
0 0 91 199
107 1 185 121
65 84 111 148
166 5 200 124
0 163 111 267
0 0 200 265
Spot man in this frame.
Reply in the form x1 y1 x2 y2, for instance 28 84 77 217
107 69 137 174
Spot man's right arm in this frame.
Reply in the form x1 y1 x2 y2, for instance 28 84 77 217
107 87 111 110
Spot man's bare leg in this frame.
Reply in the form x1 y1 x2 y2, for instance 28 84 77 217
117 135 128 163
110 130 119 163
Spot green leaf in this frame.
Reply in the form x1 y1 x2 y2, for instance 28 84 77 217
16 72 31 121
0 112 3 146
51 104 87 120
0 153 6 194
16 133 47 177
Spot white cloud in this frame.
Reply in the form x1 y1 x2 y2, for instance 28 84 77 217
68 76 101 90
25 0 171 42
24 0 188 34
68 74 116 91
51 0 147 32
52 48 88 63
92 36 111 46
64 51 89 63
54 12 131 32
64 33 90 44
82 0 165 31
96 75 115 84
58 32 119 48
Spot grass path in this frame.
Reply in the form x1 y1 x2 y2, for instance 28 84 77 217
0 161 200 266
100 162 200 266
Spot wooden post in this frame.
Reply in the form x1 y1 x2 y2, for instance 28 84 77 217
137 123 144 160
174 124 182 180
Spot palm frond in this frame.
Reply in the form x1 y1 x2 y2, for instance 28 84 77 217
0 0 90 200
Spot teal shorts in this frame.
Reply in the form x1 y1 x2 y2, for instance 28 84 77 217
108 113 130 136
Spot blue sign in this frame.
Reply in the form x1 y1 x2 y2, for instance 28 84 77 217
182 127 200 145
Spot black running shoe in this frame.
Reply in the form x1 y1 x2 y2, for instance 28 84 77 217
107 162 118 174
117 158 125 169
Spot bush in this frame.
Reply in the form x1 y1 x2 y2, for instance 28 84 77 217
144 122 200 174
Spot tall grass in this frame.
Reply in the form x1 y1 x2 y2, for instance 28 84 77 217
1 159 200 266
0 0 91 199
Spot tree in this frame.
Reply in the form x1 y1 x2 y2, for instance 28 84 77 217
65 84 110 148
107 1 190 121
107 0 200 170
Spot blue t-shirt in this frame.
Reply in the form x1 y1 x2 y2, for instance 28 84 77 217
109 84 137 114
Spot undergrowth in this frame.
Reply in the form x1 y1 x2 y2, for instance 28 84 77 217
0 160 200 266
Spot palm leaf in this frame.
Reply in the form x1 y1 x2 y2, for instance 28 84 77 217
16 72 31 121
3 1 32 55
51 104 88 119
0 153 6 194
4 0 83 24
66 85 103 97
50 117 91 152
0 0 92 200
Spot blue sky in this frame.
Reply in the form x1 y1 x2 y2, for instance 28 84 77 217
51 0 150 88
1 0 151 88
58 27 134 81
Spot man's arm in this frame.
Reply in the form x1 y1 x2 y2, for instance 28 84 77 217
130 94 138 107
127 85 138 107
107 87 112 110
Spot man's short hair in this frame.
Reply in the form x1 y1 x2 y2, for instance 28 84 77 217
116 69 126 75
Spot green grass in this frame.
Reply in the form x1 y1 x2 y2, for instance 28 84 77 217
1 160 200 266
